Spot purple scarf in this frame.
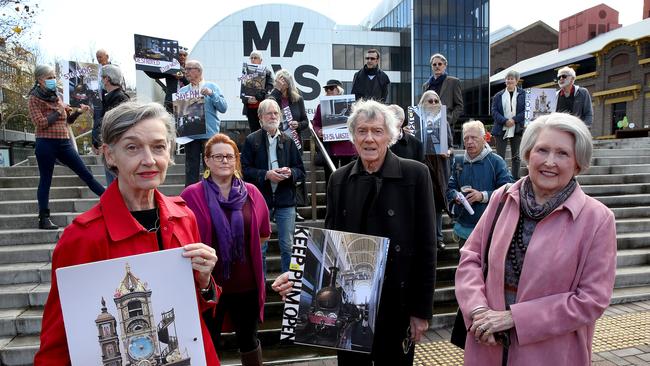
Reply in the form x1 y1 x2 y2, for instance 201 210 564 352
202 177 248 279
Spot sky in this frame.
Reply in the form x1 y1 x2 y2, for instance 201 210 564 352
27 0 644 86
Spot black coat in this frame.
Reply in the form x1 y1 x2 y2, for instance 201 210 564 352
325 150 436 361
390 133 424 162
92 88 130 148
241 129 305 208
351 66 390 103
267 88 309 133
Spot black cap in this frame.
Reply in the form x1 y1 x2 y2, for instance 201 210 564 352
324 79 342 88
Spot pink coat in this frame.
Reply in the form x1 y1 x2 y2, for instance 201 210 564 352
455 179 617 366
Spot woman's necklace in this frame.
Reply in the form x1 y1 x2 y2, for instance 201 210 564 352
147 209 160 233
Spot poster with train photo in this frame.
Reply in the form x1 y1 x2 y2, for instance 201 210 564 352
281 226 389 353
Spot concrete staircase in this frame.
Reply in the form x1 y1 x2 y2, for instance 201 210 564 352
1 137 650 365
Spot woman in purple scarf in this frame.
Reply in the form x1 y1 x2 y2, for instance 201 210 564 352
181 133 271 366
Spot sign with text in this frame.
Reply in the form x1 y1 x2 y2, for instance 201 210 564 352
57 60 102 109
172 90 206 138
320 94 355 142
134 34 181 75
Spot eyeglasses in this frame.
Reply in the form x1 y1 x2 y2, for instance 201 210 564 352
250 56 260 60
402 326 413 354
365 57 378 60
558 74 570 79
432 62 445 67
185 67 199 71
208 154 236 162
324 86 337 91
427 99 440 104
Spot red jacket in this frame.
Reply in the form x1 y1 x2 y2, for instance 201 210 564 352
34 182 221 366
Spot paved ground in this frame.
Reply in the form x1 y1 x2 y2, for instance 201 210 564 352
283 300 650 366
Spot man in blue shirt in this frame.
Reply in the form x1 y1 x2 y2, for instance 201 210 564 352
178 60 228 186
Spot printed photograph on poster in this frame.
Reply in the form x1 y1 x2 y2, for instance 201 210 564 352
320 94 355 142
134 34 181 75
57 60 102 109
56 248 206 366
173 90 206 138
0 148 9 167
239 63 268 98
412 104 448 155
281 226 389 353
524 88 557 126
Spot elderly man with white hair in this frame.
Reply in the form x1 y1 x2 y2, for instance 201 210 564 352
178 59 228 186
447 120 513 246
324 100 437 365
555 66 593 127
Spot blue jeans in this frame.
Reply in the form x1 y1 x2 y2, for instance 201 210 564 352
35 138 105 211
262 206 296 275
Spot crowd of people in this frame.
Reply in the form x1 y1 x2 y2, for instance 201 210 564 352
31 44 612 366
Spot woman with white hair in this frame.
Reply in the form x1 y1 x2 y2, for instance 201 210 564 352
491 70 525 179
27 64 105 230
455 112 616 365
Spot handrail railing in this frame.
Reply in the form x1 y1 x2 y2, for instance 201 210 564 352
307 122 336 221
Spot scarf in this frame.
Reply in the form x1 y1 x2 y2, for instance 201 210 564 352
29 84 59 103
202 177 248 279
501 88 518 138
364 65 378 76
464 143 492 163
519 176 577 220
426 74 447 95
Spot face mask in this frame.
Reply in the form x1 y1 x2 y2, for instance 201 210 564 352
44 79 57 91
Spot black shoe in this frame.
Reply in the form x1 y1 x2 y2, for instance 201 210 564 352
38 209 59 230
296 213 305 222
437 241 446 251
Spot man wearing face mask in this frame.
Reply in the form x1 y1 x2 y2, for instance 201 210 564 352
351 49 390 103
555 66 593 128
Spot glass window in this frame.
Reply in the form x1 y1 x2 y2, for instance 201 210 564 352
355 46 364 70
346 45 355 70
440 0 448 25
333 45 345 70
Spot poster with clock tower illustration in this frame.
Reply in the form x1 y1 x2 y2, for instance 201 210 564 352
57 248 207 366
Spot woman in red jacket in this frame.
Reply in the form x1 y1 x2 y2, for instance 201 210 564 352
34 102 222 366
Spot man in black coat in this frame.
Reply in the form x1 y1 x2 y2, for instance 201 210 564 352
241 99 305 275
422 53 464 141
325 100 436 365
351 48 390 103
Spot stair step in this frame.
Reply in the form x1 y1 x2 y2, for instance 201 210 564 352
0 308 42 337
0 230 61 246
578 173 650 185
0 334 39 366
617 249 650 267
0 263 50 285
615 266 650 288
611 285 650 304
0 283 49 308
616 218 650 234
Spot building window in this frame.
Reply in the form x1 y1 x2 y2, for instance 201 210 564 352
611 53 629 67
611 102 626 131
127 300 143 317
332 44 406 71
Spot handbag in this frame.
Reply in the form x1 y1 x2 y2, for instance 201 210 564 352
450 184 511 349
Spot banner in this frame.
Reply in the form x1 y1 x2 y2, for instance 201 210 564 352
281 226 389 353
281 105 302 150
411 104 448 155
57 60 102 109
319 94 355 142
172 90 206 139
134 34 181 75
56 248 206 366
524 88 557 126
239 62 268 98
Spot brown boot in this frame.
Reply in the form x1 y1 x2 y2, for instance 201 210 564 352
240 341 263 366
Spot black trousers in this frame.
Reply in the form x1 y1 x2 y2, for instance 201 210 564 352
184 138 207 186
337 303 414 366
246 107 261 133
204 290 260 353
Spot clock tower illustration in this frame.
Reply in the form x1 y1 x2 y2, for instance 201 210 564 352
96 263 191 365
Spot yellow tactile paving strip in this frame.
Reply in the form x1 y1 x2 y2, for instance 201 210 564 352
414 310 650 365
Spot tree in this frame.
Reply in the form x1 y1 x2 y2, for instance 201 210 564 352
0 0 39 48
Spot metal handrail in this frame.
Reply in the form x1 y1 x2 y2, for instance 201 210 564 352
307 121 336 221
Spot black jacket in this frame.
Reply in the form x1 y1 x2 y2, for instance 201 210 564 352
326 151 436 319
390 132 424 162
241 129 306 208
351 66 390 103
267 88 309 133
92 88 130 148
